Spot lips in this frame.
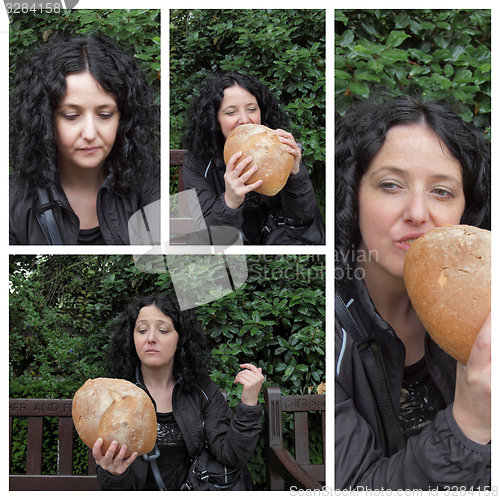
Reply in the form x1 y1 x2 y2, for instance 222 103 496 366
395 233 425 251
78 147 101 153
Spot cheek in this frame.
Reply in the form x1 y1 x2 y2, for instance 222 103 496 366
104 120 120 145
54 121 72 149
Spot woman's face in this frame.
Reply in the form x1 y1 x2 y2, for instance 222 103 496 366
54 71 120 173
133 305 179 371
217 84 261 138
358 122 466 279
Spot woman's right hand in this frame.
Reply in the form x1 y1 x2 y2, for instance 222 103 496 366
92 438 138 476
224 151 263 209
452 314 491 444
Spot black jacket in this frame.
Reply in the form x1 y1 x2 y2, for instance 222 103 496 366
335 277 491 490
96 373 263 490
182 154 317 244
9 174 159 245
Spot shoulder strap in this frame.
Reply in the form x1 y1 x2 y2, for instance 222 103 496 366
143 445 167 490
335 291 404 456
36 187 64 245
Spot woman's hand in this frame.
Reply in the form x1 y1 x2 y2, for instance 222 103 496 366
275 129 302 175
224 151 263 209
234 363 265 406
452 314 491 444
92 438 138 476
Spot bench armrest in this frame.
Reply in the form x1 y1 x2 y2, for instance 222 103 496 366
268 444 323 490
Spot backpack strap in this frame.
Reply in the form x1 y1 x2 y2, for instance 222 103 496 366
335 291 404 456
36 186 64 245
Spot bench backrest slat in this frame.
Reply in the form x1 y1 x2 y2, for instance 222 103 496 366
58 417 74 475
26 417 43 475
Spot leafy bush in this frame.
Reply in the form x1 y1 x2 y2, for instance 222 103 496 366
9 254 325 488
170 9 325 211
335 9 491 134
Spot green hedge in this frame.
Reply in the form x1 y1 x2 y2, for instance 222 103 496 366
9 254 325 488
335 9 491 135
170 9 325 212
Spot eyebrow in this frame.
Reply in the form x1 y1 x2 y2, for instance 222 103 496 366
220 102 258 111
58 103 118 110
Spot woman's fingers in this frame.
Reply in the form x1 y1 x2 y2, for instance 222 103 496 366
234 363 265 406
452 314 491 444
92 438 137 475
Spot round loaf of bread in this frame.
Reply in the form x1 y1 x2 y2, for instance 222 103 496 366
72 378 157 457
223 124 294 196
403 225 490 365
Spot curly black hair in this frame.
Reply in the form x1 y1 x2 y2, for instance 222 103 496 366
106 295 211 391
184 72 289 166
9 34 159 193
335 96 491 283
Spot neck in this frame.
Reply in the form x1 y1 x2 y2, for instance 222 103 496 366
140 363 176 392
58 162 106 191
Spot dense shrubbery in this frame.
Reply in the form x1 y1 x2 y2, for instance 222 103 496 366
336 9 491 135
170 9 325 211
9 254 325 487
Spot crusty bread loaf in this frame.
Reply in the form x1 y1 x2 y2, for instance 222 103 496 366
72 378 157 457
404 225 490 365
223 124 294 196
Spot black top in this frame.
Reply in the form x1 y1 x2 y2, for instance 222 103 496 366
144 412 189 490
399 357 445 439
78 226 106 245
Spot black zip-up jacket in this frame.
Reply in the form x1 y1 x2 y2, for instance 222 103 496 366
182 154 317 244
96 372 263 490
335 277 490 490
9 174 159 245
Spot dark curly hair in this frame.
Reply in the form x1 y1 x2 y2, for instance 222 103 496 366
106 295 210 391
335 96 491 282
184 72 289 166
9 34 159 193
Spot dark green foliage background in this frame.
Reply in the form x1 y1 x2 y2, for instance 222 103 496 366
170 9 325 213
9 254 325 488
9 9 160 104
336 9 491 135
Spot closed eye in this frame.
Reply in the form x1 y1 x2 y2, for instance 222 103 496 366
379 181 403 192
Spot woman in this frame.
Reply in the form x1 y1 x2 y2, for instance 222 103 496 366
335 97 491 489
9 34 159 245
94 294 264 490
182 72 322 245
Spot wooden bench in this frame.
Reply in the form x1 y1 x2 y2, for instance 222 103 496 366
10 391 326 491
9 399 100 490
170 149 195 243
264 387 325 490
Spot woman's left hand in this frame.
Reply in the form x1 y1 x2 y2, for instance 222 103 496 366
275 129 302 175
234 363 265 406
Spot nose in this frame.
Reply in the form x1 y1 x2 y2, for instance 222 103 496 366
146 329 157 343
238 111 251 125
81 115 97 141
403 191 429 225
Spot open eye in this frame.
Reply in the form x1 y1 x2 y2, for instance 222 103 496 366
432 187 454 199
